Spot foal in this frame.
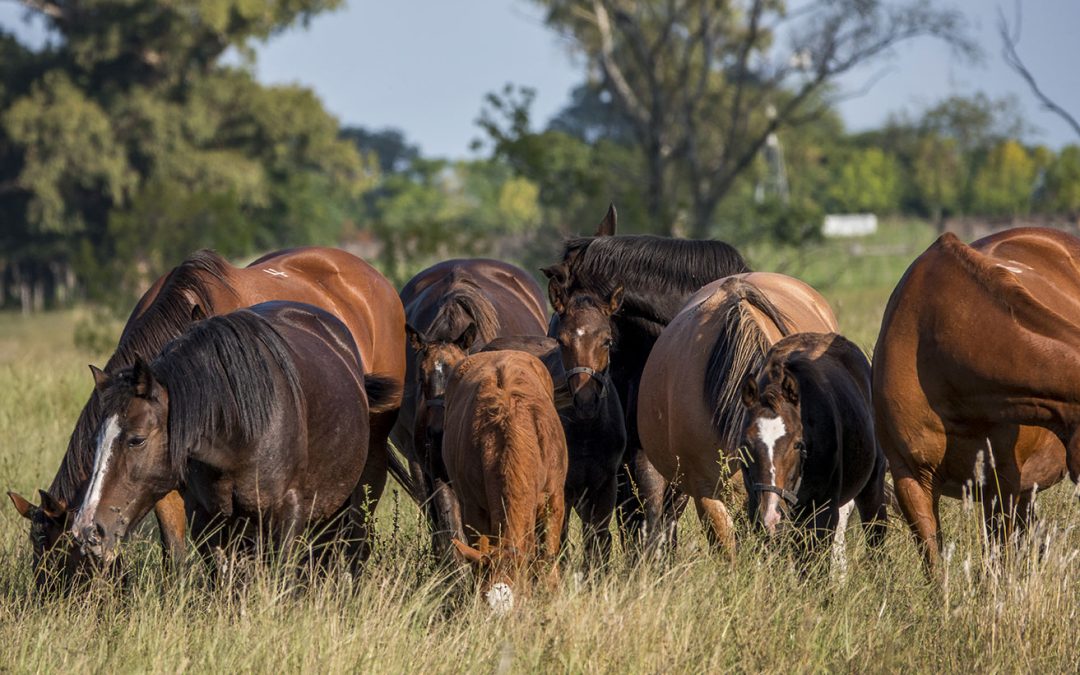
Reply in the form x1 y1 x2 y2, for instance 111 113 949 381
443 350 568 613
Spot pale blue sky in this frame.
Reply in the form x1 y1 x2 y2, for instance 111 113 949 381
2 1 1078 157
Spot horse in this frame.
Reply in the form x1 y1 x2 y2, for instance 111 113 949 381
443 350 568 613
8 248 405 589
637 274 837 559
739 332 887 563
480 284 627 570
542 204 750 554
873 228 1072 573
391 259 547 558
68 302 395 569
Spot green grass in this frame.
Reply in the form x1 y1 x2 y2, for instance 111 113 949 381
3 223 1080 672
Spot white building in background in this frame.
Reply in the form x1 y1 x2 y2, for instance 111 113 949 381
823 213 878 237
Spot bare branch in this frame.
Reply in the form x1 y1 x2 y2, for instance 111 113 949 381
591 0 650 127
4 0 66 20
998 3 1080 140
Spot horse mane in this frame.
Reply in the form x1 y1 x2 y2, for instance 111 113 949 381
936 232 1080 331
52 250 234 501
557 235 750 324
149 309 302 479
703 278 792 452
426 273 501 345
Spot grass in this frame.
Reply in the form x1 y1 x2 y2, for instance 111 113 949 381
3 220 1080 672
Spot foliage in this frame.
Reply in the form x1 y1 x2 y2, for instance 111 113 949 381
912 136 963 222
825 148 902 215
1040 145 1080 213
970 140 1037 216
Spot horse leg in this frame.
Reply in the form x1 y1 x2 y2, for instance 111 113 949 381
694 496 735 562
615 449 647 557
153 490 187 572
830 501 855 580
351 412 394 563
893 469 942 575
632 451 672 557
854 451 889 555
431 476 464 562
541 490 566 590
579 476 617 573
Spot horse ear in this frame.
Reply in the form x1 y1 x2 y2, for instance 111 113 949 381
741 376 759 408
539 264 562 281
595 203 617 236
547 278 565 315
89 365 109 392
37 489 66 518
405 324 425 352
452 538 485 566
190 303 206 322
455 323 479 350
607 286 624 315
781 370 799 405
8 491 35 519
131 358 156 398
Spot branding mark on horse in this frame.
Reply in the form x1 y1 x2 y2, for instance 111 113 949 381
264 268 289 278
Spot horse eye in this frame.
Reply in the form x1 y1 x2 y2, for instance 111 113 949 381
127 436 147 448
794 441 806 454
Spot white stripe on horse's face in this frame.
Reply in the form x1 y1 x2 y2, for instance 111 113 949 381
755 415 787 484
74 414 120 534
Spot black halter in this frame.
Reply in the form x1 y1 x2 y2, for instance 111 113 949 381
750 480 800 508
425 398 445 409
564 366 608 398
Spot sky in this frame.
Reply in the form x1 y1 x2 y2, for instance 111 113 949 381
1 0 1078 158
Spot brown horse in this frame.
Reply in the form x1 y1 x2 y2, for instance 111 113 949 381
638 274 837 558
543 205 750 555
9 248 404 588
873 228 1072 572
392 259 547 558
739 332 887 560
443 350 568 613
70 302 394 567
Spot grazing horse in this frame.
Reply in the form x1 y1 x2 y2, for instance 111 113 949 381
638 274 837 558
392 259 547 558
739 332 887 561
70 302 395 567
543 205 750 553
874 229 1072 573
443 350 568 613
8 248 405 589
481 285 627 569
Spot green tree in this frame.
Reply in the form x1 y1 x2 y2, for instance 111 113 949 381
970 140 1036 216
826 148 901 215
1040 146 1080 213
912 135 963 225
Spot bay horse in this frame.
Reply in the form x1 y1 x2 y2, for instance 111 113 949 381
739 332 887 562
873 228 1072 573
8 248 405 589
543 204 750 554
638 274 837 559
70 302 395 568
443 350 568 613
391 259 547 558
480 284 627 570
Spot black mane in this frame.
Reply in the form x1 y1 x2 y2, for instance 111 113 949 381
558 235 750 330
148 309 301 478
53 250 233 500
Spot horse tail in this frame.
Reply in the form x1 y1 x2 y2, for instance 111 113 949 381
386 446 422 505
703 278 792 452
363 374 402 415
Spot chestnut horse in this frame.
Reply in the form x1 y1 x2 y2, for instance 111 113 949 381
543 205 750 554
9 248 405 589
70 302 394 567
874 228 1071 572
444 350 568 613
392 259 547 558
638 274 837 558
739 332 887 561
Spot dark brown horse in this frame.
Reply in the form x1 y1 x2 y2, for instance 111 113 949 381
874 228 1072 573
543 205 750 554
443 350 568 613
69 302 395 567
481 284 627 570
391 259 547 557
739 332 887 562
9 248 405 589
638 274 837 558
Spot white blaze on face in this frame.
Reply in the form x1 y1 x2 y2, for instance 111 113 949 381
74 414 120 534
754 415 787 484
485 582 514 614
575 328 585 338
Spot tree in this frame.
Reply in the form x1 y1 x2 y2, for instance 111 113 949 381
826 147 901 215
970 140 1036 216
1040 146 1080 214
0 0 363 310
912 135 963 226
525 0 975 237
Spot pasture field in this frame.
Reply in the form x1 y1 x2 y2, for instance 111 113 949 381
3 221 1080 672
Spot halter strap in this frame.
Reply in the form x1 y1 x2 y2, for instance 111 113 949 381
425 398 445 408
564 366 608 398
750 480 800 508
